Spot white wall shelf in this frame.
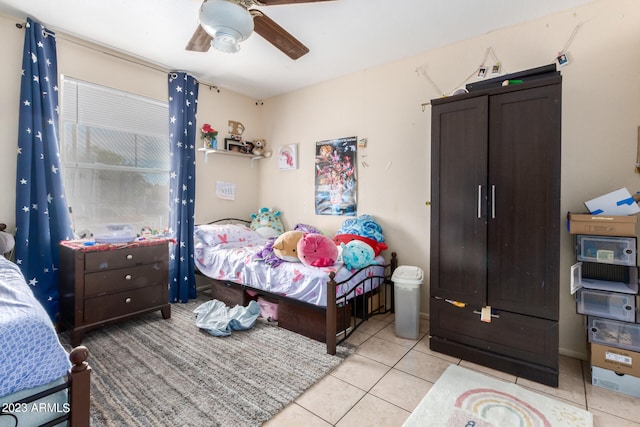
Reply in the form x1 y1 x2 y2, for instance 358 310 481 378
197 148 263 167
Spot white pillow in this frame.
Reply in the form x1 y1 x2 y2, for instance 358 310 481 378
195 224 264 247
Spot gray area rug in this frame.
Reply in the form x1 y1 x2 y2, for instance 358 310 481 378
60 297 353 426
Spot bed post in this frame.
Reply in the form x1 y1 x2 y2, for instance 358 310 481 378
69 346 91 427
326 272 337 355
389 252 398 313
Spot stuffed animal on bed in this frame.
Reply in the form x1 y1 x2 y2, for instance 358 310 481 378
293 223 323 235
272 230 304 263
333 234 387 256
254 238 282 267
333 214 388 256
341 240 377 271
250 207 285 238
297 233 338 267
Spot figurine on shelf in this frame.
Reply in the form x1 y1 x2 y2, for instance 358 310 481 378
201 123 218 149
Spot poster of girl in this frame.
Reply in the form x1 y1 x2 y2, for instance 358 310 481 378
314 136 357 216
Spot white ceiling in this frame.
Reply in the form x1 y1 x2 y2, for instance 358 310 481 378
0 0 594 99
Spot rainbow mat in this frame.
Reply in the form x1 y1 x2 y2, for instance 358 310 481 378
403 365 592 427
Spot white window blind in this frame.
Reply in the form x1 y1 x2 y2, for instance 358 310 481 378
60 76 170 236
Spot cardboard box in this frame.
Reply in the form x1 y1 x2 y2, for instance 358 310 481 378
585 188 640 216
591 365 640 398
368 282 393 314
591 343 640 377
368 292 381 314
568 213 640 237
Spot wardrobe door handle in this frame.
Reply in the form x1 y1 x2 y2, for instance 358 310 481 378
491 185 496 219
477 185 482 218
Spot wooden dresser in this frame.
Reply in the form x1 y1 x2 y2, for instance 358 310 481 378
59 238 171 346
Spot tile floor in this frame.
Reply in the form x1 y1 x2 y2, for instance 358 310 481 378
265 313 640 427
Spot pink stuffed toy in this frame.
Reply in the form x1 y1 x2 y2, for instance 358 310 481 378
297 233 338 267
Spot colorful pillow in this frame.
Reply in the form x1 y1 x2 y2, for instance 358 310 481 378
272 230 304 263
297 233 338 267
333 233 388 256
341 240 377 270
336 214 385 243
195 223 264 247
250 207 285 238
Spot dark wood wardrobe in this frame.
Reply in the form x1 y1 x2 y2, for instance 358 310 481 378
429 74 562 387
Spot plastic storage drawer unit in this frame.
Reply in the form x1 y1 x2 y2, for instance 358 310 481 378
577 235 636 266
576 289 637 322
570 262 639 295
588 316 640 352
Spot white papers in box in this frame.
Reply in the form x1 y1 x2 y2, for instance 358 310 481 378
585 188 640 216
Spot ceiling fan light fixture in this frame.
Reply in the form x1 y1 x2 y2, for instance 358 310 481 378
199 0 254 54
211 31 243 53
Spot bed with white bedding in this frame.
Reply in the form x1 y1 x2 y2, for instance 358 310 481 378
194 220 398 354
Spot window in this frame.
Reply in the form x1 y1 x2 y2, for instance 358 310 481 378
59 76 170 236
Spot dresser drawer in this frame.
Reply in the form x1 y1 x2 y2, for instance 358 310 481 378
84 244 167 272
84 285 164 324
84 262 166 297
430 298 558 368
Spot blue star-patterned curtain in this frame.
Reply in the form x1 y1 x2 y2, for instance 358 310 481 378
15 18 74 320
168 72 199 302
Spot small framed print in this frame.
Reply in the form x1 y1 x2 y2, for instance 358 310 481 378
557 52 570 68
278 144 298 170
477 67 487 79
224 138 246 153
491 63 501 75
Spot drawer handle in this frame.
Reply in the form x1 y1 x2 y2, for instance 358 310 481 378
126 254 134 260
125 274 132 280
125 297 132 303
473 310 500 319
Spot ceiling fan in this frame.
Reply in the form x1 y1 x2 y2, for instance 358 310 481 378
186 0 335 60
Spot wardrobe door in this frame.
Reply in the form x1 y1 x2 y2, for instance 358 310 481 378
487 83 561 320
430 96 489 306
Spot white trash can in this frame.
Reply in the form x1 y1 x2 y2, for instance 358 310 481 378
392 266 423 339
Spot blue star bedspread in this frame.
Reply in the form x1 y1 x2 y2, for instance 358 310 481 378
0 257 71 398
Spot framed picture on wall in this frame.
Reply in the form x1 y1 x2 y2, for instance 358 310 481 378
225 138 246 153
278 144 298 170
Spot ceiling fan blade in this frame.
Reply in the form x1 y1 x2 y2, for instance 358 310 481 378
257 0 336 5
252 11 309 60
185 25 212 52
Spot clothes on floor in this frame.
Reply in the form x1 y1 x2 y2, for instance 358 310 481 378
194 299 261 336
